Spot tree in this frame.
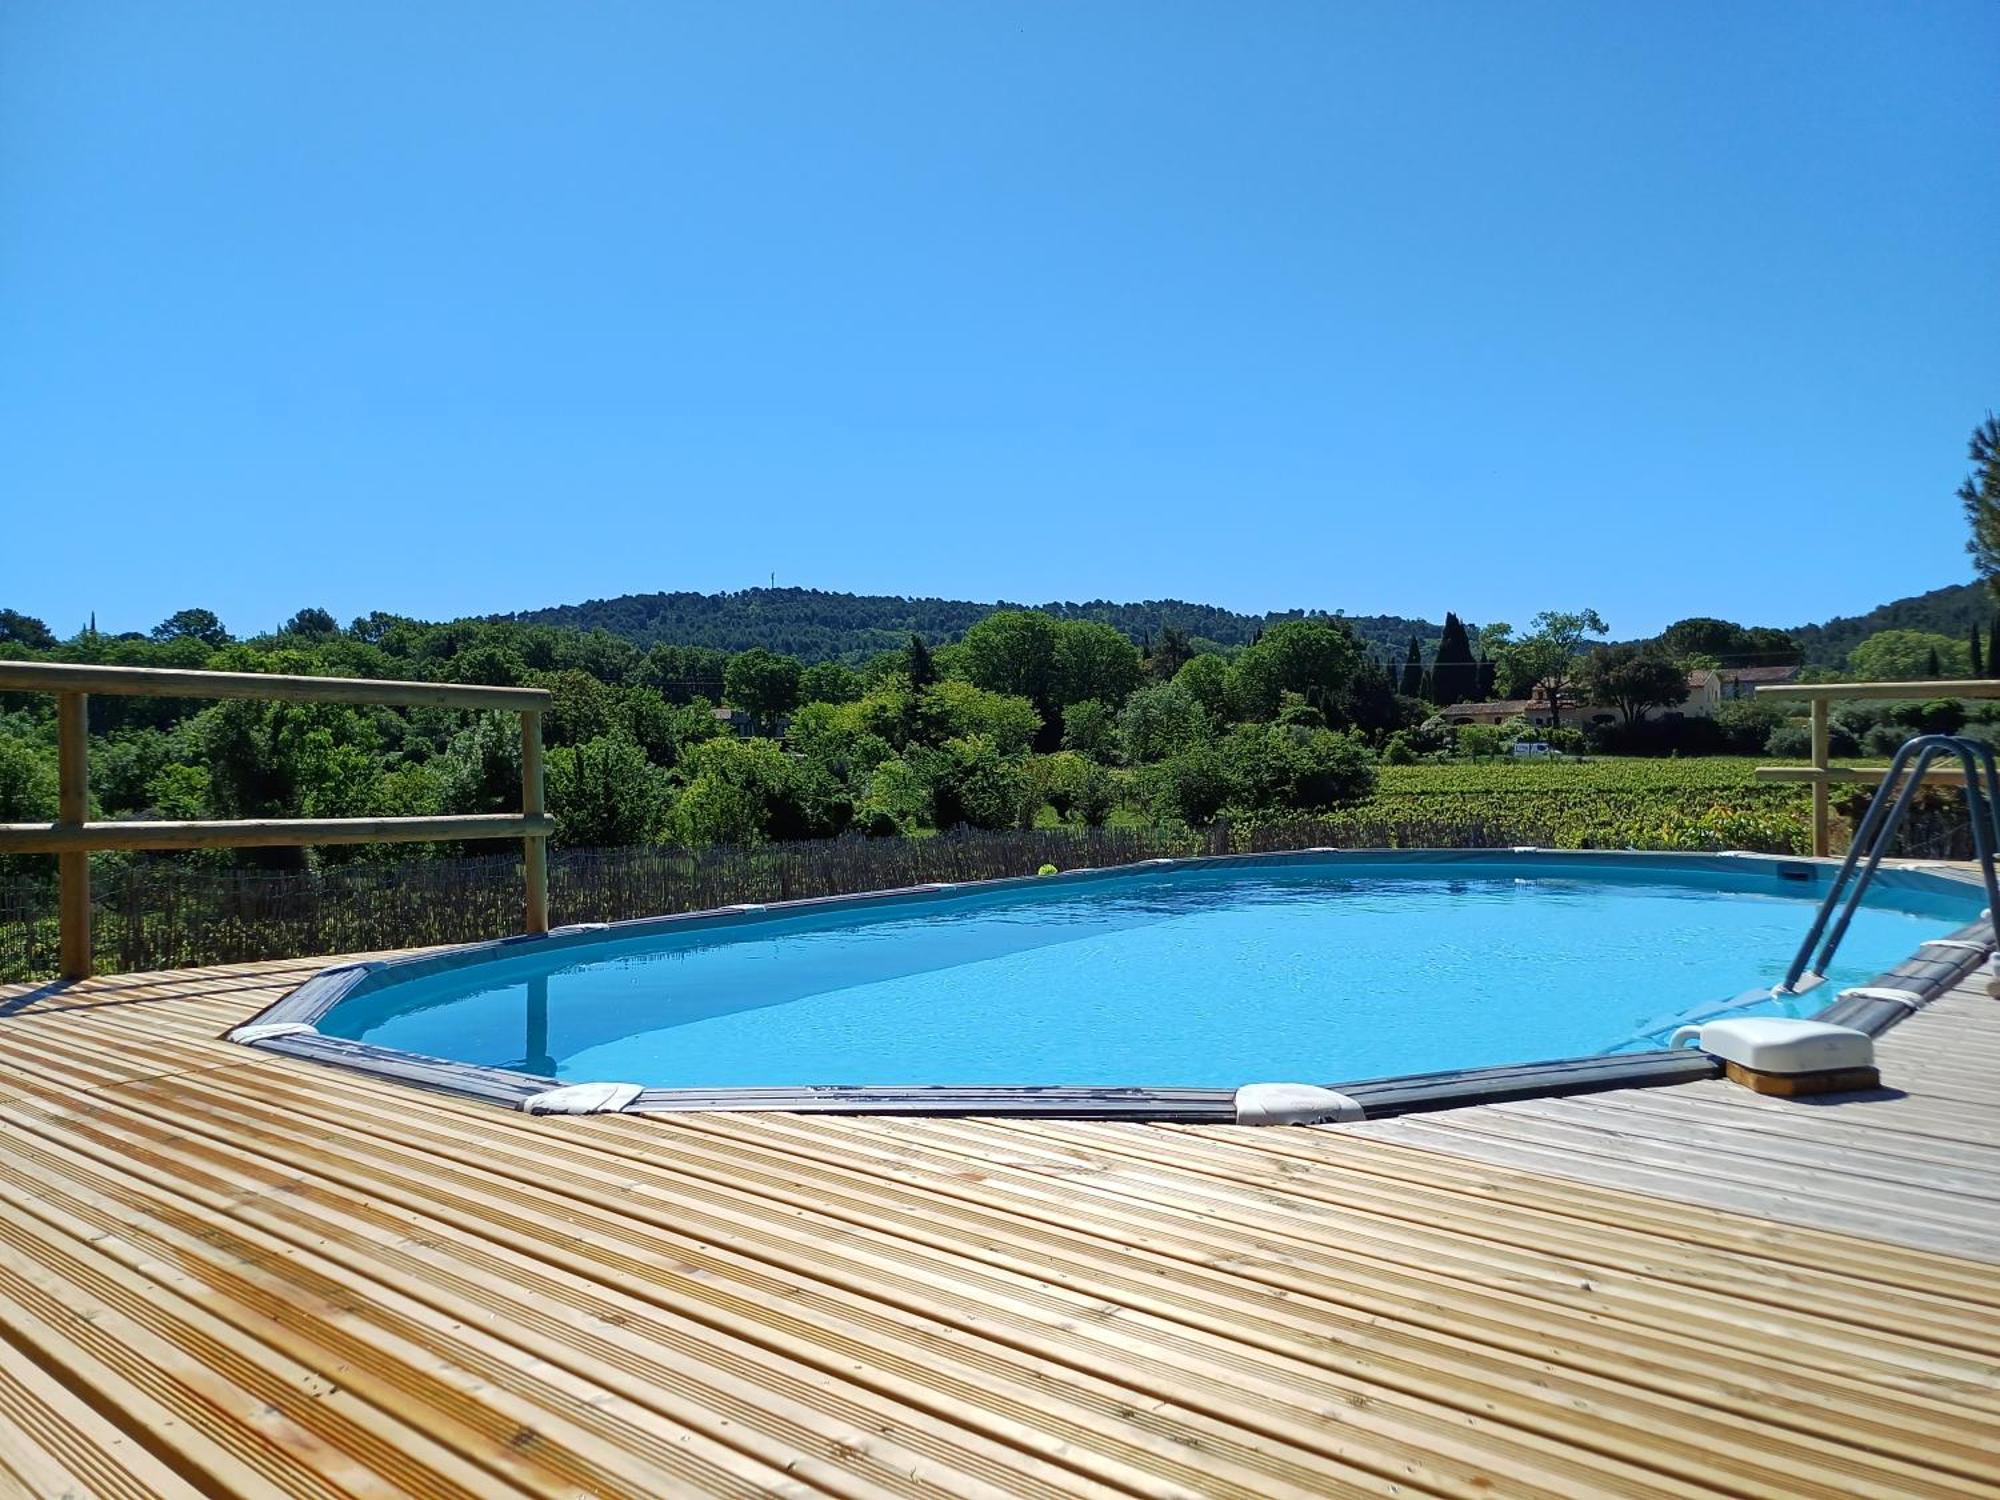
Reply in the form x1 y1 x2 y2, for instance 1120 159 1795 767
1149 625 1195 681
1493 610 1607 728
281 607 340 638
546 735 667 849
1173 653 1238 723
0 609 56 650
799 660 863 704
1430 613 1478 704
1118 680 1212 764
1233 619 1364 725
1960 413 2000 593
1053 620 1143 710
1848 629 1969 681
1982 624 1994 680
1060 699 1119 761
1399 636 1424 698
904 633 937 690
961 610 1059 710
1585 645 1690 726
152 608 231 648
721 648 803 735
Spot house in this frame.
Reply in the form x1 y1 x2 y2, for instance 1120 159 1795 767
1681 664 1803 717
1444 663 1803 729
711 705 791 738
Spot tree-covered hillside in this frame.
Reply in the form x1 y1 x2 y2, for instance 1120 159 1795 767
504 587 1447 663
1787 581 1991 668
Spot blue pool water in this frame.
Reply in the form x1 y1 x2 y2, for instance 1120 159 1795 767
317 860 1978 1090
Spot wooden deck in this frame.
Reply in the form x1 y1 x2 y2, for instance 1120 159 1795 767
1 957 1997 1498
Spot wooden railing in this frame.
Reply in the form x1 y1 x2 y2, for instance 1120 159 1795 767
1755 678 2000 856
0 660 555 979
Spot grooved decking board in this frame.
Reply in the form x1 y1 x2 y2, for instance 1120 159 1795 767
0 954 1996 1497
1343 977 2000 1262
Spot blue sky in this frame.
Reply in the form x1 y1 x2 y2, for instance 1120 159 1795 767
4 2 1995 640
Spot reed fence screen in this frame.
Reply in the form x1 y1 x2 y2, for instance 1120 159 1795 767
1 801 1972 983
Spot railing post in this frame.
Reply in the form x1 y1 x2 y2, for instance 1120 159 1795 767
1810 696 1830 858
520 710 549 934
56 691 91 979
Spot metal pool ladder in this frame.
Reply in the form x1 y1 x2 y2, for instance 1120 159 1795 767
1779 734 2000 994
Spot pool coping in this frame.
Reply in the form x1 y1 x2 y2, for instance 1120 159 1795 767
229 848 1996 1122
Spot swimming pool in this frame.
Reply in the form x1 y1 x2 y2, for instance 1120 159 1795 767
237 850 1990 1120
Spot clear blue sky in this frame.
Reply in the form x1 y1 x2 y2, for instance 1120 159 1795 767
4 2 1995 640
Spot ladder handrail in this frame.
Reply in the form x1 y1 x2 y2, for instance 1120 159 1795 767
1780 734 2000 993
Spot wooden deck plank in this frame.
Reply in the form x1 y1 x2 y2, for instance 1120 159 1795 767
1342 979 2000 1262
0 953 1996 1497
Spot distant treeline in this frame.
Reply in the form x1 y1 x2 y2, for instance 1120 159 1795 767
504 586 1447 664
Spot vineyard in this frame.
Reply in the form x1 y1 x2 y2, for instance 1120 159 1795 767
1351 757 1819 853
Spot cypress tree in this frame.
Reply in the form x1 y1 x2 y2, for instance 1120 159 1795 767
1991 615 2000 677
905 633 937 690
1476 653 1497 699
1400 636 1425 697
1431 612 1477 704
1972 624 1986 678
1925 646 1943 677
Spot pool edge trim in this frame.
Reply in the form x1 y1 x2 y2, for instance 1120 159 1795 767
230 848 1995 1122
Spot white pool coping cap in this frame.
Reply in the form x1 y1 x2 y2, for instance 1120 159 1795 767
1234 1083 1365 1125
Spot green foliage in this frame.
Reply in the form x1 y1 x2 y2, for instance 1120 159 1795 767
1172 653 1239 723
281 607 340 638
669 737 852 845
1584 644 1690 724
1118 680 1212 764
1657 617 1800 668
1491 609 1607 722
547 735 666 848
1430 612 1478 704
1036 751 1115 826
721 648 804 733
152 607 232 648
1053 619 1143 709
800 660 863 704
1960 413 2000 595
1234 618 1365 724
1847 628 1970 680
1059 698 1119 761
1455 723 1504 759
0 609 57 650
912 735 1030 831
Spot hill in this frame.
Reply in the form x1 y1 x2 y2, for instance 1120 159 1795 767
502 578 1996 671
1788 581 1991 667
505 588 1447 663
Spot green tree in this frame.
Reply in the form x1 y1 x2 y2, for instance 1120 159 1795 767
152 607 231 648
1054 620 1143 710
1233 619 1364 724
961 610 1059 708
1118 680 1212 764
1971 624 1985 678
0 609 56 650
1059 698 1119 761
1493 609 1607 728
1173 653 1239 724
799 660 863 704
721 648 804 735
913 735 1029 830
1399 636 1425 698
1848 629 1969 681
1429 613 1478 704
547 735 666 848
281 607 340 638
904 633 938 690
1584 645 1690 725
1149 625 1195 682
1960 413 2000 592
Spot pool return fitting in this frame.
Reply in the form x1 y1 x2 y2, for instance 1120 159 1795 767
1671 1018 1877 1097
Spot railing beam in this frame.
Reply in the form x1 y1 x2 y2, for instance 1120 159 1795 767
1810 696 1830 858
0 813 554 854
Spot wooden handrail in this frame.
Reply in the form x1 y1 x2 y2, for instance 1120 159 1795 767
1754 677 2000 855
0 659 551 712
5 662 555 979
0 813 555 854
1755 679 2000 701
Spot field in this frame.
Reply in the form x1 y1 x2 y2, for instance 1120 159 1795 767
1348 756 1818 853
